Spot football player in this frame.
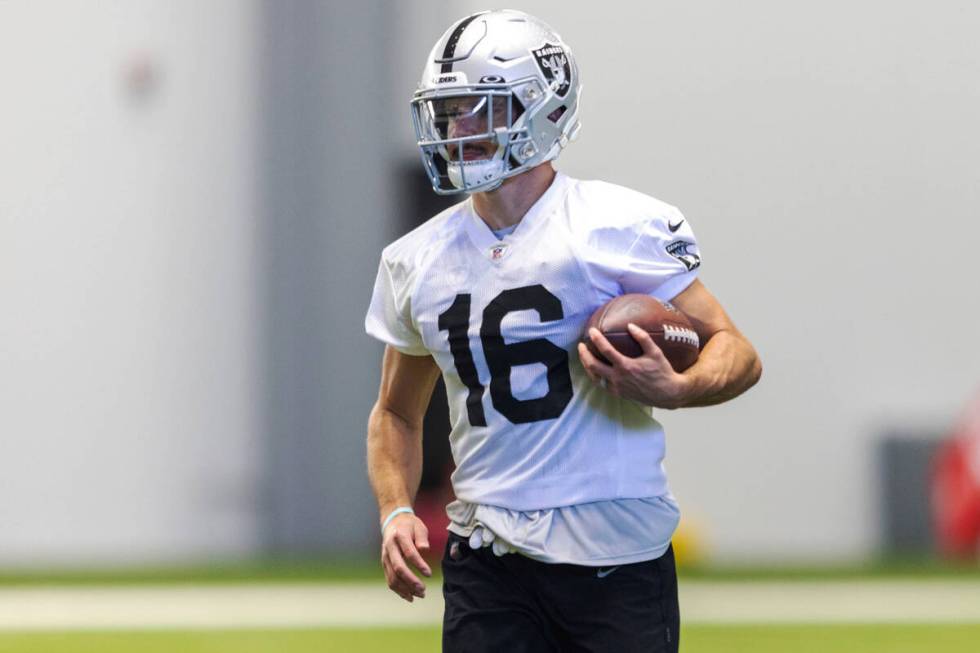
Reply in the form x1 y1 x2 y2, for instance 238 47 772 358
365 10 761 652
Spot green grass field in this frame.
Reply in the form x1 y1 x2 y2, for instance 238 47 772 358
1 625 979 653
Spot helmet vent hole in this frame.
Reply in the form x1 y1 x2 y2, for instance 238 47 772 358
547 106 567 123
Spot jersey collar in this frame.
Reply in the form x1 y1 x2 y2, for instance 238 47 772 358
463 172 571 259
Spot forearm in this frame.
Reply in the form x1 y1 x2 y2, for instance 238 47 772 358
367 403 424 520
679 329 762 408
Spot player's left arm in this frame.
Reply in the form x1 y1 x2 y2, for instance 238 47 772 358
578 279 762 409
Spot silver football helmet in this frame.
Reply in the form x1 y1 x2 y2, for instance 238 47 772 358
411 10 582 194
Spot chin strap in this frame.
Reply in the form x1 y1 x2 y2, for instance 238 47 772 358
446 133 512 192
447 157 506 191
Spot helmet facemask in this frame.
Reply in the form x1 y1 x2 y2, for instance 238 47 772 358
411 88 529 194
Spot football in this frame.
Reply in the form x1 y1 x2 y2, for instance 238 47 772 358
583 294 700 372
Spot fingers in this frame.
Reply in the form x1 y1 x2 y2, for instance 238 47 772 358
466 526 513 557
588 328 629 368
382 514 431 574
580 325 678 400
381 516 430 601
382 543 422 601
413 522 432 574
578 339 618 394
577 343 598 382
492 538 514 556
577 341 614 382
398 529 432 578
578 337 621 394
626 323 667 361
468 526 496 551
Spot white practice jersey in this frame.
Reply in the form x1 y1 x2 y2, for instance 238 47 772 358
366 172 700 514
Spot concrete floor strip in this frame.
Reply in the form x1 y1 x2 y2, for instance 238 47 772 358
0 580 978 630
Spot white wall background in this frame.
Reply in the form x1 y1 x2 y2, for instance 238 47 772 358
453 0 980 560
0 1 261 564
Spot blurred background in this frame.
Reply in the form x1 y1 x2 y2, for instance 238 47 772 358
1 0 979 650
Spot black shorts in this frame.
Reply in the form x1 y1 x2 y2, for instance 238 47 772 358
441 532 679 653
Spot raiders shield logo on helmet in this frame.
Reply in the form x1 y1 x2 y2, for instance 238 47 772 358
532 42 571 97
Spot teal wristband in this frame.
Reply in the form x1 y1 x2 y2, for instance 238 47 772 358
381 506 414 534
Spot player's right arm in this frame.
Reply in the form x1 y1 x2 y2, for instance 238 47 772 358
367 345 442 602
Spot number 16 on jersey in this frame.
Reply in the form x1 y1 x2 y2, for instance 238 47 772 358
437 284 573 427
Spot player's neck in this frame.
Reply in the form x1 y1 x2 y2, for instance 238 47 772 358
471 164 556 231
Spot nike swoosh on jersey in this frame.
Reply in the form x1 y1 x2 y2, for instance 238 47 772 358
668 219 685 233
596 566 621 578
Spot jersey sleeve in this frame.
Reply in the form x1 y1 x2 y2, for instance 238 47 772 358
364 253 429 356
618 208 702 301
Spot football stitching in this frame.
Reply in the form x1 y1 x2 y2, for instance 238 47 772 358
663 324 699 348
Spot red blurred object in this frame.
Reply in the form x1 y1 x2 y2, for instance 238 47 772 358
413 494 450 564
412 462 456 565
931 392 980 559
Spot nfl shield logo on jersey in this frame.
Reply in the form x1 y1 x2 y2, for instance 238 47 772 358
532 42 571 97
490 243 509 261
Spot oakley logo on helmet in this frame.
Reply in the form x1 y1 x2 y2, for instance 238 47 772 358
532 43 571 98
479 75 506 84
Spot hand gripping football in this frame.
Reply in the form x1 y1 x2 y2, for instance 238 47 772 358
583 294 700 372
